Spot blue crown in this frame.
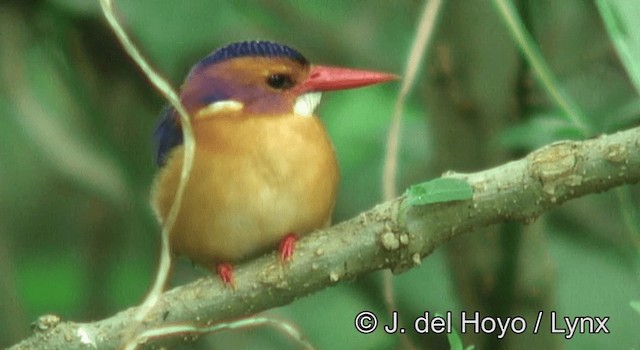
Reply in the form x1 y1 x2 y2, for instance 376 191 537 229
197 41 308 68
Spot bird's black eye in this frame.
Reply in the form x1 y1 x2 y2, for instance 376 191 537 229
267 74 294 90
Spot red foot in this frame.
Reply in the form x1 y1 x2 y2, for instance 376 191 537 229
279 233 298 263
216 263 235 288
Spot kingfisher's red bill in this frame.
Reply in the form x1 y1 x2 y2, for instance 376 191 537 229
295 65 397 92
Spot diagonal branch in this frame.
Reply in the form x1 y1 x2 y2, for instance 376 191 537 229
10 126 640 350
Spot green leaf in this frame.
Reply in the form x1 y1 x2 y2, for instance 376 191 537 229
439 311 476 350
406 178 473 206
596 0 640 95
446 324 464 350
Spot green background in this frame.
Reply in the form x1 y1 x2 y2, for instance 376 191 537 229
1 0 639 349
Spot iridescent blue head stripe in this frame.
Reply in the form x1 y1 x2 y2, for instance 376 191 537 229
196 41 308 69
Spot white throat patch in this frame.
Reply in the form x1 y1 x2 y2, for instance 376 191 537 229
293 92 322 117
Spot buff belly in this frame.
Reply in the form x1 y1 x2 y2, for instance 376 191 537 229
151 113 338 266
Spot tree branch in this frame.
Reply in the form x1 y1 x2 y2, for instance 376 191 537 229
10 126 640 349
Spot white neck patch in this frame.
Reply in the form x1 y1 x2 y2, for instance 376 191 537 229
293 92 322 117
196 100 244 119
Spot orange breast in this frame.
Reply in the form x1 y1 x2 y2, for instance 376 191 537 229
151 113 338 266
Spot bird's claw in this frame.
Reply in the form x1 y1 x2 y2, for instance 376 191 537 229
216 263 236 289
279 233 298 263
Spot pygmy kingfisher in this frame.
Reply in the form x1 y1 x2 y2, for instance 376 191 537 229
151 40 396 286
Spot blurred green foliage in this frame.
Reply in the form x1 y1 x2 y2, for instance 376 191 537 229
0 0 638 349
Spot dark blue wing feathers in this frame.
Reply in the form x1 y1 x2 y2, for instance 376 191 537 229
154 105 183 167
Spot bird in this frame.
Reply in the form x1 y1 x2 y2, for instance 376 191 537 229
151 40 396 286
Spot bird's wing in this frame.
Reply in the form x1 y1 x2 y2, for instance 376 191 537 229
153 105 183 167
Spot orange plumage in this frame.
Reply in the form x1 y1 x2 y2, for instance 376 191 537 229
152 112 338 264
